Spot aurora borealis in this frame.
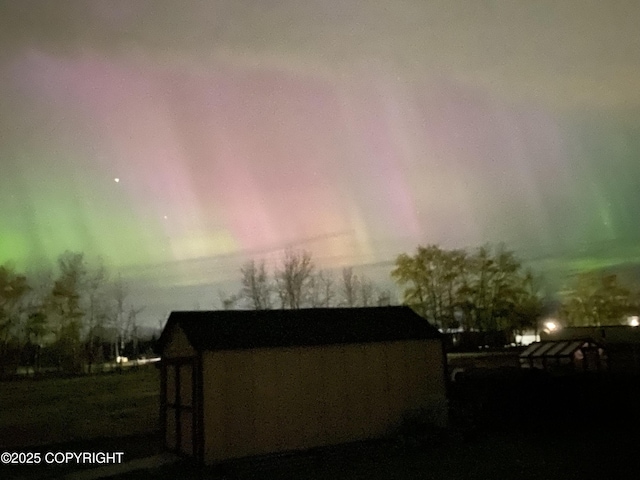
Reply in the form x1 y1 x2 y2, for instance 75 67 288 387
1 1 639 325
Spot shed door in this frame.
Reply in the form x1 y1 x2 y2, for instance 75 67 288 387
164 358 198 457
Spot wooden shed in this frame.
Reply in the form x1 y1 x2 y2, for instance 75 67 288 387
158 306 447 464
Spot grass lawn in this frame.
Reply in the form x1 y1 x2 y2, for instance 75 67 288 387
0 366 161 449
106 428 640 480
2 364 640 479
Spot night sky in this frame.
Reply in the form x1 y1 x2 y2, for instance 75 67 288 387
1 1 639 325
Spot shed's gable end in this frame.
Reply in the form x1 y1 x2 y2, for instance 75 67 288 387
163 324 197 358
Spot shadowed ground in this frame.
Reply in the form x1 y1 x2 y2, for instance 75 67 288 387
0 366 160 449
2 363 640 479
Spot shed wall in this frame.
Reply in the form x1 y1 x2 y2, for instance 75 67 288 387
201 339 446 463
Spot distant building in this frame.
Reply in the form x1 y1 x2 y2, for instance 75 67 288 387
158 306 447 464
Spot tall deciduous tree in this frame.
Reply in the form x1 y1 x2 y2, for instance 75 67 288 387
236 253 391 310
464 245 522 332
339 267 382 307
218 290 240 310
0 252 146 375
341 267 361 307
0 265 30 374
559 272 635 326
308 270 336 307
392 244 543 335
240 260 272 310
84 264 111 372
359 276 375 307
274 249 314 309
48 251 89 372
110 275 130 365
0 265 30 340
512 269 544 340
375 288 393 306
392 245 467 331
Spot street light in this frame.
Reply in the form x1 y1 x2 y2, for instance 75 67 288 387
543 320 559 333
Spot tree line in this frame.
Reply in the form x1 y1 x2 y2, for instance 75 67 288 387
0 251 146 376
220 244 542 342
219 248 394 311
392 244 639 334
558 271 640 327
227 244 640 337
391 244 543 337
3 243 638 375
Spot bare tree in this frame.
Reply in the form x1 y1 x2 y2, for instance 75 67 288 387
308 270 336 307
359 276 375 307
105 276 144 365
48 251 90 373
340 267 392 307
125 305 145 364
375 288 393 306
240 260 272 310
110 275 129 367
341 267 361 307
1 254 149 375
84 263 110 372
218 290 240 310
274 249 314 309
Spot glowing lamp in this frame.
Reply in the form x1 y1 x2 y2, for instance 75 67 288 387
629 316 639 327
543 320 559 333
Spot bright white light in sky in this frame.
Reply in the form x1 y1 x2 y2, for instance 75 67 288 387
114 178 120 183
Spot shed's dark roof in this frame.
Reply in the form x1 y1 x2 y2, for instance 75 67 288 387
159 306 441 352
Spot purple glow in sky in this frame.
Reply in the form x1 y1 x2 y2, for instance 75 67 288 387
1 1 640 325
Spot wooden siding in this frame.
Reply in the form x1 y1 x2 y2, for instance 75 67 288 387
201 339 446 464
